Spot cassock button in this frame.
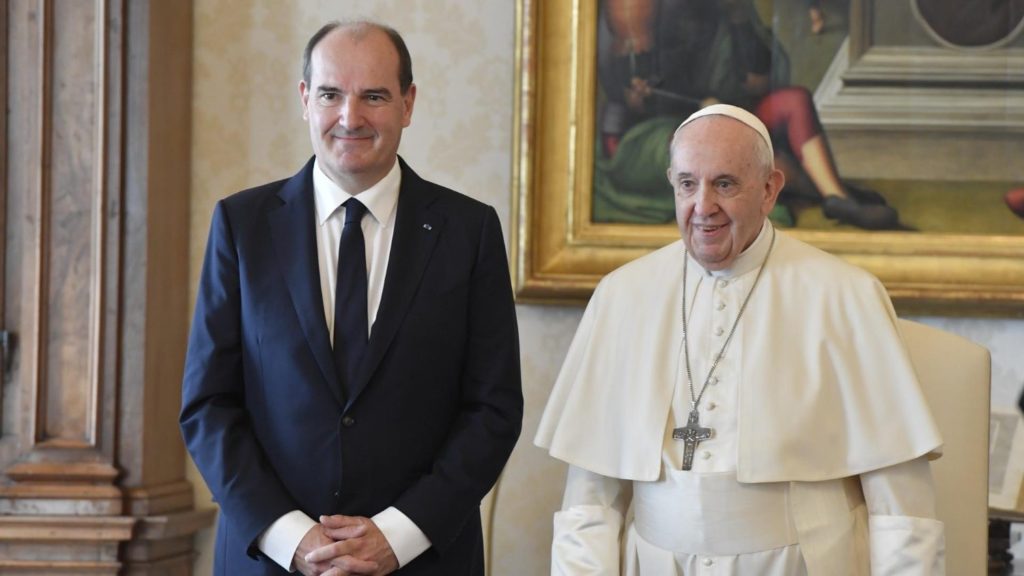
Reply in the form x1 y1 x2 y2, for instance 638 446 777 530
701 450 711 460
717 279 729 289
706 402 717 411
342 416 356 427
713 326 724 337
709 376 719 385
702 558 713 567
716 301 726 311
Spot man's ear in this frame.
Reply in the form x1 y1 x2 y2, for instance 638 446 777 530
299 80 310 121
401 83 417 127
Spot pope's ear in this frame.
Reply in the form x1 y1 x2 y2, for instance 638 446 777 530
760 168 784 216
766 168 785 202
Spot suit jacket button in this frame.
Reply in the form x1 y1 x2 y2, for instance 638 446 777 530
342 416 356 427
333 490 340 498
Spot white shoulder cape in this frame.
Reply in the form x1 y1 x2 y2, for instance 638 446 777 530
535 231 942 483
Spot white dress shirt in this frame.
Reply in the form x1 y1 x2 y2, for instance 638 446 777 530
257 158 431 571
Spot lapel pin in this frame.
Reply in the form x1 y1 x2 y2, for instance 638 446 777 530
422 223 433 231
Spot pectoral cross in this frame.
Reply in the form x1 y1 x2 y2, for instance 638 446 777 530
672 409 713 471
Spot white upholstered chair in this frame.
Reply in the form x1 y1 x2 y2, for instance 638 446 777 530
482 319 992 575
897 318 991 575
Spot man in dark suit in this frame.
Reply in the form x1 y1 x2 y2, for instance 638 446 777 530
180 20 522 575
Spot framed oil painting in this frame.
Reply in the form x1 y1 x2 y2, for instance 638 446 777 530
512 0 1024 314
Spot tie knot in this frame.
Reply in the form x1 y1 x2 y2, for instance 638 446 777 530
344 198 367 225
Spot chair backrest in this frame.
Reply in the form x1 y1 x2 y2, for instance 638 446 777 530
897 318 991 575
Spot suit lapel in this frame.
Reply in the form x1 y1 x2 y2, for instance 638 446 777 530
345 160 443 410
267 159 345 407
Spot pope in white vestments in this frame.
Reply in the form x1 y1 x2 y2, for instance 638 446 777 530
535 105 945 575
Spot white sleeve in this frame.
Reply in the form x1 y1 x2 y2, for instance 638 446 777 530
372 506 431 568
257 510 317 572
861 456 945 575
552 465 632 576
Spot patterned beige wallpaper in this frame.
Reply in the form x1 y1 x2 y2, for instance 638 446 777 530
189 1 1024 575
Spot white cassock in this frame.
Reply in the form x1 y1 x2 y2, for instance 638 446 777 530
535 223 945 575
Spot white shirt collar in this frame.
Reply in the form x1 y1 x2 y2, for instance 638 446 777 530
312 158 401 228
692 220 774 279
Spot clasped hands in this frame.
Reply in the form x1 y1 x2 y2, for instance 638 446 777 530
294 515 399 576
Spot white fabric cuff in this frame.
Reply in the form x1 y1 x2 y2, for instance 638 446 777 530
552 505 623 576
372 506 431 568
868 514 945 576
257 510 317 572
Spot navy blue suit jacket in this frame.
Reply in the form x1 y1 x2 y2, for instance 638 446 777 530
181 158 523 575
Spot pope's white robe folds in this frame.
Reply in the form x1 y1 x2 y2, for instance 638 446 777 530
535 225 944 575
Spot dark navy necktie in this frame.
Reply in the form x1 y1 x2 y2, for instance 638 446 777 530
334 198 369 399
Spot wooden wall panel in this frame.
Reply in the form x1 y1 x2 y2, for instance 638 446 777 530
0 0 121 515
0 0 118 482
2 0 44 471
41 0 104 448
0 0 212 572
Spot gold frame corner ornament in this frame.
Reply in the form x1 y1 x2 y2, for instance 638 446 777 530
511 0 1024 315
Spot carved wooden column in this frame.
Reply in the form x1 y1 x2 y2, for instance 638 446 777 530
0 1 212 573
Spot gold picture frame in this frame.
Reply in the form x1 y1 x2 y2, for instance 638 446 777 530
511 0 1024 314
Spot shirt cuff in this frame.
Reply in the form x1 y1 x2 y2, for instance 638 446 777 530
372 506 432 567
257 510 317 572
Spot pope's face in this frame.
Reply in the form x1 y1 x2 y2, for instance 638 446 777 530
667 116 783 271
299 27 415 192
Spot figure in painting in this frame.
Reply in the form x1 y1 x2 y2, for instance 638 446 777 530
595 0 903 230
807 0 825 35
1007 188 1024 218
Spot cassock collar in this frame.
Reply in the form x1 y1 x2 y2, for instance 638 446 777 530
690 220 774 280
312 158 401 229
